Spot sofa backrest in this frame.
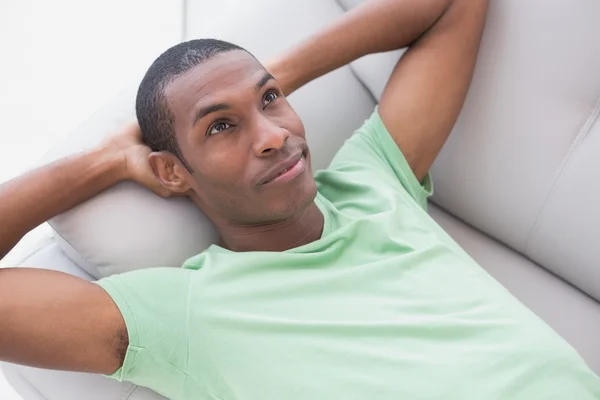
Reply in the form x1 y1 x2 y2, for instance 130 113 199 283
342 0 600 301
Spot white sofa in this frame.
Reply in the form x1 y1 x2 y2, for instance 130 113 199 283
2 0 599 399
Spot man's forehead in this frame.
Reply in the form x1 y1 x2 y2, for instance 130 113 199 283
165 51 264 109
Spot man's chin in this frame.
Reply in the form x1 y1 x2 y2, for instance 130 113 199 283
270 179 317 218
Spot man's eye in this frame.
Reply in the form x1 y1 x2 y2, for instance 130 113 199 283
263 91 279 107
208 122 230 136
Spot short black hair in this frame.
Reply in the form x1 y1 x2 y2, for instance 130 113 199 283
136 39 245 172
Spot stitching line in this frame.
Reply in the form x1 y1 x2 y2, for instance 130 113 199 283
120 382 138 400
524 89 600 252
12 368 50 400
49 220 99 276
8 234 55 266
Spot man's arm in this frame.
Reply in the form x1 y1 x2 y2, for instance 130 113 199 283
0 123 168 373
0 267 126 373
268 0 489 181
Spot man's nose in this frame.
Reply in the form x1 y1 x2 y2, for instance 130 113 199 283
251 114 290 157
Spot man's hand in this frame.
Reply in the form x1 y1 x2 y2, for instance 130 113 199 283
0 121 168 260
101 122 172 198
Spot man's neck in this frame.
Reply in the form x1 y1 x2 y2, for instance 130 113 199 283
216 202 324 252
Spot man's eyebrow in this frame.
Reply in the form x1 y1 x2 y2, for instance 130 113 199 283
191 72 274 127
255 72 275 92
192 103 230 127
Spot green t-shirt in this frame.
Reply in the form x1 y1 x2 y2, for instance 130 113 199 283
96 109 600 400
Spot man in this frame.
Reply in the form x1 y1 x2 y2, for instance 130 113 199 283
0 0 599 399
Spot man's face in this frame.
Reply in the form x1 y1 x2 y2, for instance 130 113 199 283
164 50 316 225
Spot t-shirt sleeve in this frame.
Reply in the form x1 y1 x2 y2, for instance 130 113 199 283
93 267 193 397
324 107 433 210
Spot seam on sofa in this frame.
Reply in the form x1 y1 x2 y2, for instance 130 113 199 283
9 234 55 267
48 222 99 277
126 385 143 400
120 382 138 400
47 221 93 266
524 89 600 253
13 369 49 400
334 0 348 11
348 62 379 103
334 0 355 12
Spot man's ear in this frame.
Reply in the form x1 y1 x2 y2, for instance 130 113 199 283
148 152 192 195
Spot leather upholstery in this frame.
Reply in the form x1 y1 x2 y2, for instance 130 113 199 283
1 0 599 398
344 0 600 301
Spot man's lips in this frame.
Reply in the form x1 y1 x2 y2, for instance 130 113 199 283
260 152 305 185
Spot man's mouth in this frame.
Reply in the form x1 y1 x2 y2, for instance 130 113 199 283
277 158 300 175
260 152 306 185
